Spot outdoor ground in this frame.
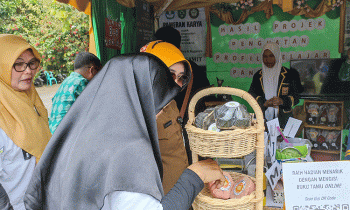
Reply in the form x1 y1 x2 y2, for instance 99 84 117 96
35 83 61 115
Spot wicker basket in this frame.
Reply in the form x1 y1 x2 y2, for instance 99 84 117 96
186 87 265 210
185 124 260 158
192 172 261 210
185 87 264 158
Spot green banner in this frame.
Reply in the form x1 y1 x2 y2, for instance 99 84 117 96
208 6 340 93
91 0 137 65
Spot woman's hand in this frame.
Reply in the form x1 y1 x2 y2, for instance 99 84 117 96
187 159 226 188
264 97 283 108
264 98 274 107
271 96 283 107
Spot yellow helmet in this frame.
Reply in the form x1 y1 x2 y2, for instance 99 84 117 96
140 40 191 70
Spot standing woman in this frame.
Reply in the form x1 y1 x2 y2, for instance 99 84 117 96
0 34 51 209
248 42 303 128
24 51 224 210
141 41 192 195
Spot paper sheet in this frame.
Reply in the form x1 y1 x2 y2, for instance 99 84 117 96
268 135 277 164
266 118 280 137
265 161 282 190
283 117 302 138
264 132 268 157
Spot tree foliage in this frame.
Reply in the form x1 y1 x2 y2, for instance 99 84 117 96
0 0 89 74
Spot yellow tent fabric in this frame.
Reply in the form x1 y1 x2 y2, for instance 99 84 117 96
88 15 97 55
147 0 241 13
56 0 91 15
56 0 240 14
273 0 293 12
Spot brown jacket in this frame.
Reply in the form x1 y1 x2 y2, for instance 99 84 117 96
156 100 189 194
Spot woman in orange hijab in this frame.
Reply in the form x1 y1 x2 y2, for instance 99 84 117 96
141 41 193 195
0 34 51 209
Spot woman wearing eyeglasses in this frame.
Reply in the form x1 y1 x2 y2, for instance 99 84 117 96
0 34 51 210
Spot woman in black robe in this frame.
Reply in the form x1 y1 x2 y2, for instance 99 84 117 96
249 42 303 128
24 53 224 210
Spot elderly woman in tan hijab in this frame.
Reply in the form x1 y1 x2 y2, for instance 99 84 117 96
0 34 51 209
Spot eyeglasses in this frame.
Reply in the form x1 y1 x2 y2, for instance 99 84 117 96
13 59 40 72
171 73 188 82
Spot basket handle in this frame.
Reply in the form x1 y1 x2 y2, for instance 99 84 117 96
187 87 264 130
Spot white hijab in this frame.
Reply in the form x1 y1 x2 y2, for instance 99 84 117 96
262 42 282 121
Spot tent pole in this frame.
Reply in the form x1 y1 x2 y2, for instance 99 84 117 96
154 0 174 18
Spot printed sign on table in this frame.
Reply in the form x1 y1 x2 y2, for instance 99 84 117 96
159 8 207 66
283 161 350 209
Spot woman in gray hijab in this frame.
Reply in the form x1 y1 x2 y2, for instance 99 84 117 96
24 53 224 210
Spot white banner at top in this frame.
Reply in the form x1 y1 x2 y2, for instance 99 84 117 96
159 8 207 66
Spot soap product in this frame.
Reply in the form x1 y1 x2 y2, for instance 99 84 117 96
195 112 207 129
202 108 216 130
208 171 233 200
230 176 256 199
215 101 251 129
215 102 238 128
195 107 216 129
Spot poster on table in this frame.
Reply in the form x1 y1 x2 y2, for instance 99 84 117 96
208 6 340 92
105 17 122 50
135 0 154 50
283 161 350 209
159 8 207 66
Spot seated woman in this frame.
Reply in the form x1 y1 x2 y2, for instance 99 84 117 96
24 45 225 209
249 42 303 128
0 34 51 209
